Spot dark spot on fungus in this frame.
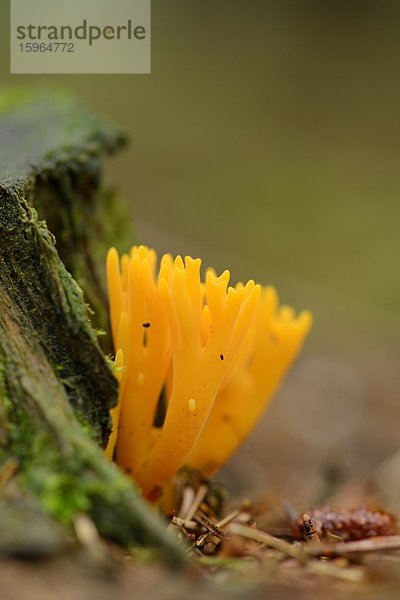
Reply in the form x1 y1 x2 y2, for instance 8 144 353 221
143 322 151 328
220 354 224 361
147 485 163 502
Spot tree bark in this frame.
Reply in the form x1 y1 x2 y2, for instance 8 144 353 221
0 89 185 566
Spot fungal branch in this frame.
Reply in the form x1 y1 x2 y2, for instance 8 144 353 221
106 246 171 475
106 246 312 501
186 287 312 475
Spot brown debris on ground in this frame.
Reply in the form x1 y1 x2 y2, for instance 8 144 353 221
3 475 400 600
163 477 400 597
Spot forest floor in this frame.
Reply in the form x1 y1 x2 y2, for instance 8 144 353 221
3 478 400 600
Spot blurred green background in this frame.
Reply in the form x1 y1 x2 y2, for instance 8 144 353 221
1 0 400 504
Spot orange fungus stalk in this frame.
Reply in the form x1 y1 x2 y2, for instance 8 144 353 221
106 246 312 501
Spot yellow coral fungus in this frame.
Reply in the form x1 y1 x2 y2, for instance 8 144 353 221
106 245 312 501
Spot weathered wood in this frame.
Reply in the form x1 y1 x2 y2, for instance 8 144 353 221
0 89 186 565
0 87 131 349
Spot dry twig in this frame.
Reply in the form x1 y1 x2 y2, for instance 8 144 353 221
306 535 400 557
228 523 306 561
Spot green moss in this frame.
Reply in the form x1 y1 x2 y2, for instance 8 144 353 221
24 469 90 525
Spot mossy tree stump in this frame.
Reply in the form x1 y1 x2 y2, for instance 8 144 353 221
0 89 185 565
